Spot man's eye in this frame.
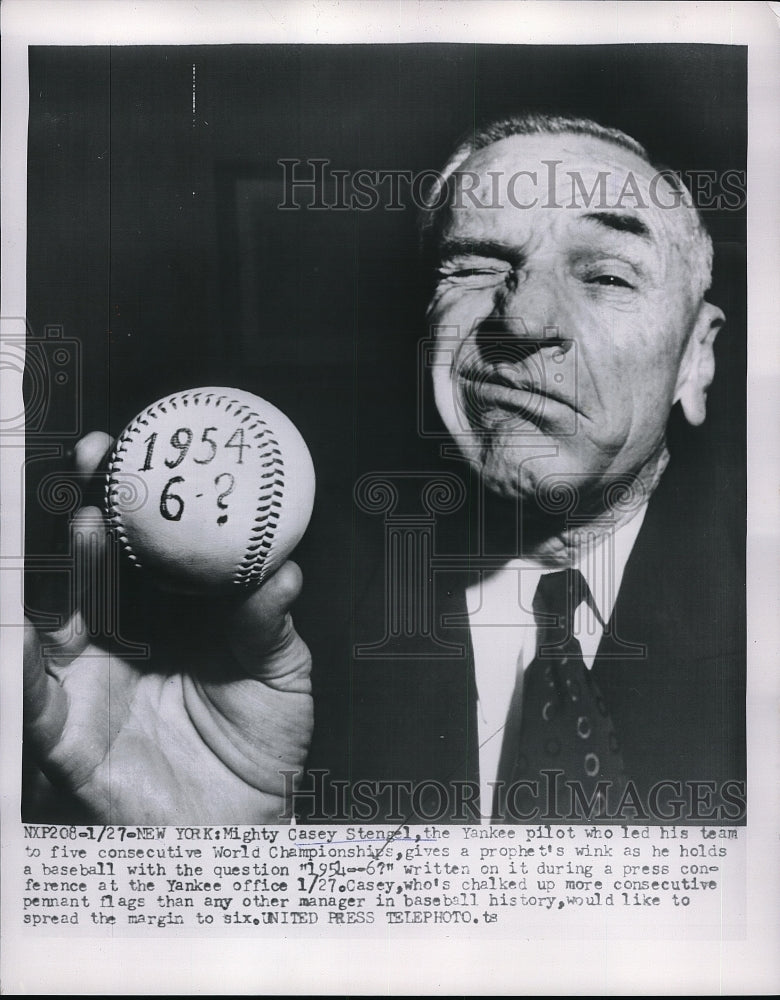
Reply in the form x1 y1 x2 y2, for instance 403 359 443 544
438 267 504 279
587 273 634 288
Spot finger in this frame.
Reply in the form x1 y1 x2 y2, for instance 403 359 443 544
227 561 311 689
27 434 114 625
30 509 108 662
230 560 303 658
74 431 114 477
70 505 111 629
72 504 109 562
23 618 69 756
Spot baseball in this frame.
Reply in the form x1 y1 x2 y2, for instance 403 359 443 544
105 387 316 592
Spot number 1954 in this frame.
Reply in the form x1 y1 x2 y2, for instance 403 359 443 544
139 426 250 471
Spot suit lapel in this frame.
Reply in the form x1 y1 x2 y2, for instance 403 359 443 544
591 462 744 796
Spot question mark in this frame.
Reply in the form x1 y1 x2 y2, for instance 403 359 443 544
214 472 235 525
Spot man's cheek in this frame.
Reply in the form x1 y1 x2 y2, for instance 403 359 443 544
605 328 680 398
577 316 661 390
428 286 496 334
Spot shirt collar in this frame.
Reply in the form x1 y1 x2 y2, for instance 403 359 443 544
553 504 648 624
497 503 649 626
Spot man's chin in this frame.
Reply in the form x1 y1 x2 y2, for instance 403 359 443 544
472 446 607 517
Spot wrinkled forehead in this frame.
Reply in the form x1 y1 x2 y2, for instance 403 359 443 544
442 133 698 256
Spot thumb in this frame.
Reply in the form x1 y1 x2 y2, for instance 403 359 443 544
227 561 311 691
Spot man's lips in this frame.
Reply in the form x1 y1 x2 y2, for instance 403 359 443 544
457 364 577 413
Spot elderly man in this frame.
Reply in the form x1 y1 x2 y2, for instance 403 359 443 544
23 114 745 825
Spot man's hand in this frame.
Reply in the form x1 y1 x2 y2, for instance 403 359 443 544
23 432 313 825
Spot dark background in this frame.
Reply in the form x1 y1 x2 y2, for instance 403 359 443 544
26 43 747 429
25 44 746 774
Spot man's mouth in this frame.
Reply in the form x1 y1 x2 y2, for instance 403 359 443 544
457 362 576 418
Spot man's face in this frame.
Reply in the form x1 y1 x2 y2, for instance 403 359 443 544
428 132 712 510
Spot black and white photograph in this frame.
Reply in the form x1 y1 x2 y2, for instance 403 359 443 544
2 1 778 994
21 29 748 828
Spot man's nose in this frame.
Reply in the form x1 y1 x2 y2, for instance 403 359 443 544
475 272 571 362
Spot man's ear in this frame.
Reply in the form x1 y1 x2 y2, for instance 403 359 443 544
674 300 725 426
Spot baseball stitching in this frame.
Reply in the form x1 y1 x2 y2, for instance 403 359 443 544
106 390 286 587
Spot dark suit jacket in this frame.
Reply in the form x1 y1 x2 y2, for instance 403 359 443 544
302 453 746 825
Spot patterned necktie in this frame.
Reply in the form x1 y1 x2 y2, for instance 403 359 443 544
494 568 626 822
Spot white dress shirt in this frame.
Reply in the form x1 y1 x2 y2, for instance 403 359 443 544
465 506 648 821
